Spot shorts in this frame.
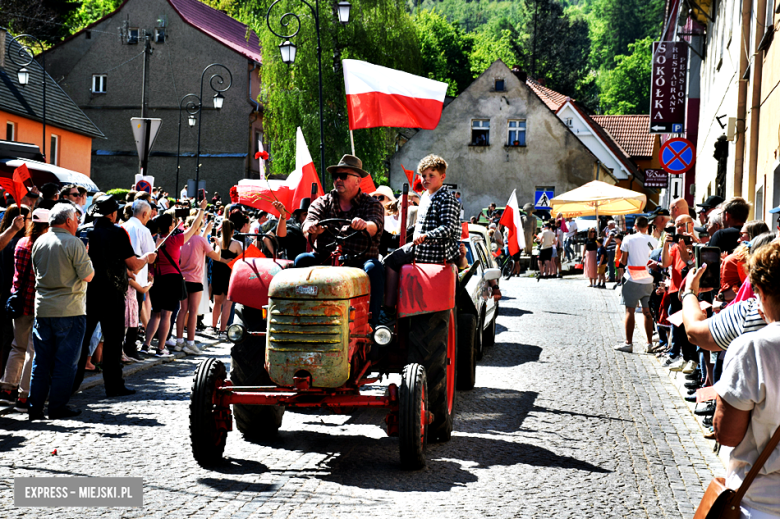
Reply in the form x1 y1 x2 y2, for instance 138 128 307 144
185 282 203 294
150 273 185 312
620 280 654 308
551 246 558 258
383 243 415 272
539 247 552 262
597 265 607 275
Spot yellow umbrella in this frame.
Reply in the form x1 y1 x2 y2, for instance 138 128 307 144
550 180 647 219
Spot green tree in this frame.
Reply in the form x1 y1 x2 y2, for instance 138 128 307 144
467 29 518 76
64 0 123 32
253 0 422 184
414 9 472 96
0 0 80 43
598 36 653 114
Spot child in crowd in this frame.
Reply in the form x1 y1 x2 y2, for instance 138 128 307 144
381 154 461 321
596 238 607 288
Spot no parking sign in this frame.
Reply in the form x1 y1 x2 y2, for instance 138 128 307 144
660 138 696 175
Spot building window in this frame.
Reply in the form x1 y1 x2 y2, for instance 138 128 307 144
494 78 505 92
92 74 107 94
6 122 15 141
50 135 59 165
154 28 166 43
127 28 139 44
471 119 490 146
507 120 526 146
563 118 573 128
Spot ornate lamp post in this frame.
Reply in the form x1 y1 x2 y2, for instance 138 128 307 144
193 63 232 199
175 93 200 197
266 0 352 182
9 33 47 162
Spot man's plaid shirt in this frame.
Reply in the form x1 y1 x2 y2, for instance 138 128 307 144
305 189 384 267
414 187 461 263
12 237 35 316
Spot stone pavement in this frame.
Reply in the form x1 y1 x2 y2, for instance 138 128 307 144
0 276 724 518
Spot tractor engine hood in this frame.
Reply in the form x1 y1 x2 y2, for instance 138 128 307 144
268 266 370 300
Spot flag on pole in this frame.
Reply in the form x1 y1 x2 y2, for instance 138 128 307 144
343 59 448 130
13 163 32 186
498 189 522 256
286 127 324 210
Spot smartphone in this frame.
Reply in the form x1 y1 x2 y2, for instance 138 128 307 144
174 208 190 218
674 234 693 245
695 245 721 290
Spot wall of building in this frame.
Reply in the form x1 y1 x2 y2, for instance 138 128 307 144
45 0 260 197
388 61 596 220
2 109 93 175
756 6 780 227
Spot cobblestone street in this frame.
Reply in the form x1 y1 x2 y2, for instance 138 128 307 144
1 276 725 518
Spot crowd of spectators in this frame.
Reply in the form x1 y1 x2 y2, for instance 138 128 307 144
0 183 309 419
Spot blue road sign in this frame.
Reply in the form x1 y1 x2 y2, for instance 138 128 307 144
535 190 554 210
672 123 683 133
660 138 696 175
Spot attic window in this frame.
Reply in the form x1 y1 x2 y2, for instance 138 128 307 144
86 31 91 39
494 78 505 92
127 28 139 44
92 74 107 94
564 118 573 128
471 119 490 146
154 28 166 43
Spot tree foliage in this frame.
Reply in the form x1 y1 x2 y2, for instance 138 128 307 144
0 0 79 43
597 36 653 115
415 10 472 96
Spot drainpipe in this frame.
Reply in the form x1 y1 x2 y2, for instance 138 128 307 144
246 61 260 179
746 0 767 218
733 0 753 197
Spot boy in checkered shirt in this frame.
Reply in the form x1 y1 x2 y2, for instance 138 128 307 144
382 155 461 316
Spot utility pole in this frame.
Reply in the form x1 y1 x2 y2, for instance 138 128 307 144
141 34 151 117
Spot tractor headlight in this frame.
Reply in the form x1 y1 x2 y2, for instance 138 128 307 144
373 326 393 346
227 324 246 343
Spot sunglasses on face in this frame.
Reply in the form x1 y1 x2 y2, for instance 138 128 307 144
373 195 387 201
332 172 357 181
67 191 79 197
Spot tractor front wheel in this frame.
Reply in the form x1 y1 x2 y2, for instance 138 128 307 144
407 309 456 442
190 358 228 466
399 363 428 470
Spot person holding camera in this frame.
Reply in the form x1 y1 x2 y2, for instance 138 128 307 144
661 214 700 373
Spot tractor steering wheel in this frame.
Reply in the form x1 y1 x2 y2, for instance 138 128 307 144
308 218 372 261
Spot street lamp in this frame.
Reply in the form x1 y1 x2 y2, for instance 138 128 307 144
266 0 351 182
194 63 232 199
176 93 201 197
8 34 47 162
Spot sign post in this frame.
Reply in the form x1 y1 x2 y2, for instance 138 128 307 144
131 117 162 175
649 42 688 134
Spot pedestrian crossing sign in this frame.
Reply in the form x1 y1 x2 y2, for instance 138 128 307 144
535 190 553 210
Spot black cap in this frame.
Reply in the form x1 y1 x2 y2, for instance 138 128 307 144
648 207 670 218
696 195 724 211
88 194 121 217
694 225 708 234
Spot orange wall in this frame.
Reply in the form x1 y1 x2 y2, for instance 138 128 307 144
1 110 93 176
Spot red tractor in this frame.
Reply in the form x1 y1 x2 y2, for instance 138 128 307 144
189 190 486 469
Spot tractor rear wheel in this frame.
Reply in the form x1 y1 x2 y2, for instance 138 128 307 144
456 314 477 390
407 309 456 442
399 363 428 470
230 305 284 440
190 358 228 466
230 340 284 440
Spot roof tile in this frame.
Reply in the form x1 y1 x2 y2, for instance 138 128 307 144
169 0 261 63
591 115 655 158
525 78 568 111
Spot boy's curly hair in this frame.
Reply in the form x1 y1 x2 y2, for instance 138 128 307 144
417 154 447 176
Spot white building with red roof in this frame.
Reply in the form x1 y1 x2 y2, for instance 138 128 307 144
44 0 263 197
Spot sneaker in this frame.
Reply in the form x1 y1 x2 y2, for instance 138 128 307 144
685 394 698 403
644 343 654 354
217 331 227 341
682 361 698 374
121 353 134 364
14 396 29 412
696 401 716 416
0 388 18 406
183 342 201 355
684 380 701 390
685 371 700 381
660 356 678 367
139 346 152 355
173 338 185 352
613 342 633 353
126 351 145 362
155 348 174 358
165 338 178 348
702 415 713 427
668 358 686 371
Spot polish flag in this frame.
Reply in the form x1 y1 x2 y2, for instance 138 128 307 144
343 59 448 130
286 127 324 210
498 190 522 256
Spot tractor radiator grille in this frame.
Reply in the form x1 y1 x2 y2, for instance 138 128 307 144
268 305 344 351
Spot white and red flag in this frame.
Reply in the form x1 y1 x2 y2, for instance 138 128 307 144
498 190 522 256
234 127 324 216
343 59 448 130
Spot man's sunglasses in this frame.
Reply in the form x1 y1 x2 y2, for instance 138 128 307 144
66 191 79 197
332 172 358 180
373 195 387 201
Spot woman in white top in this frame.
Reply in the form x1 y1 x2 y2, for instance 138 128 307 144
714 240 780 518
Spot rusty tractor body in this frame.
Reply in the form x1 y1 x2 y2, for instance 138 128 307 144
190 200 461 470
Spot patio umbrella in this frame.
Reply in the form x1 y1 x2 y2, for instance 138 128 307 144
550 181 647 231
